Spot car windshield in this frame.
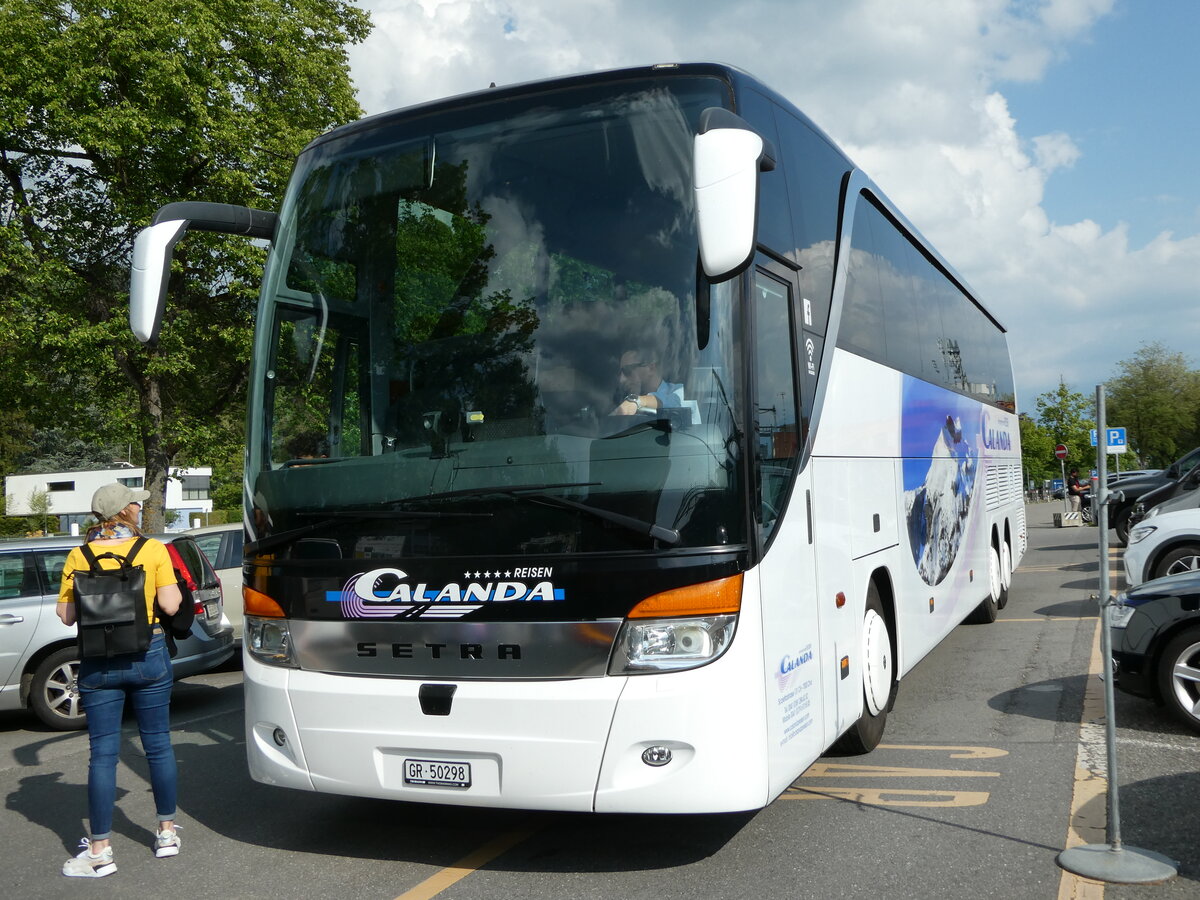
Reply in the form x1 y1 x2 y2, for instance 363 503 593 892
248 76 746 557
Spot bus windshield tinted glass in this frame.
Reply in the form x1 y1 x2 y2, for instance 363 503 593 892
253 76 745 555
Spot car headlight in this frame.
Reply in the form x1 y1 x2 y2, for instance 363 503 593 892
245 616 298 667
608 615 737 674
1128 524 1156 544
1108 597 1136 629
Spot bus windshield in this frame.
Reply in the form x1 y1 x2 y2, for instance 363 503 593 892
250 76 746 555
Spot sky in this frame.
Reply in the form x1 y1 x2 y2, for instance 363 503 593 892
344 0 1200 414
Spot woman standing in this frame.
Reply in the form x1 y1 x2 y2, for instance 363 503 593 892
56 483 184 878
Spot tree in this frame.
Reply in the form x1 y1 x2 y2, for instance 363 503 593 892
27 487 53 535
1035 380 1095 471
1019 414 1056 487
1107 342 1200 468
0 1 371 530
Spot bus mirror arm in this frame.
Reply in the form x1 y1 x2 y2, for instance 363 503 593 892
129 201 278 343
693 108 771 281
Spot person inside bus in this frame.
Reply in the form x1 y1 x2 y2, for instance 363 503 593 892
611 347 684 415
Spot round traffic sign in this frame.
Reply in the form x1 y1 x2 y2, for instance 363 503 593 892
1055 444 1068 460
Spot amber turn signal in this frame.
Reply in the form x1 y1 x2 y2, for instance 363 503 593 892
627 574 743 618
244 586 285 618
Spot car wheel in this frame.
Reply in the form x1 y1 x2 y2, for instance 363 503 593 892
29 646 87 730
1156 626 1200 734
1153 545 1200 581
834 584 896 754
1113 509 1131 547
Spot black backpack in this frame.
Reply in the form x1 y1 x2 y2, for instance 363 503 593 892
73 537 153 659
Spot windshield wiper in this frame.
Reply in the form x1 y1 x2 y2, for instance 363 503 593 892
401 482 679 545
245 508 490 555
519 491 680 545
401 481 599 504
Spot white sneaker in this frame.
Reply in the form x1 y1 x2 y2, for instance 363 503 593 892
62 839 116 878
155 826 181 858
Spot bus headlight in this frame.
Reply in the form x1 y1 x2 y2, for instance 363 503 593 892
608 615 737 674
245 616 298 667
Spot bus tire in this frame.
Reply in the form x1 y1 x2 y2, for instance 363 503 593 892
998 538 1012 610
836 585 895 754
966 544 1003 624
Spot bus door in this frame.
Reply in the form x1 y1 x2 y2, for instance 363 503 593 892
751 264 826 791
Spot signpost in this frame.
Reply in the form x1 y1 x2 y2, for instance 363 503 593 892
1057 389 1177 884
1090 427 1128 475
1055 444 1069 512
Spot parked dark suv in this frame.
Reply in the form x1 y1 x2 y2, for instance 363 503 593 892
1109 447 1200 545
0 533 234 730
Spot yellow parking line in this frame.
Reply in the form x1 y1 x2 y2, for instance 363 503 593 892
395 825 539 900
784 786 990 807
1056 618 1106 900
803 762 998 778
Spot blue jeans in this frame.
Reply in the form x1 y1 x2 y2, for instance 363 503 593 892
79 631 177 839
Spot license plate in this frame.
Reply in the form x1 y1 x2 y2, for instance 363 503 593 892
403 758 472 789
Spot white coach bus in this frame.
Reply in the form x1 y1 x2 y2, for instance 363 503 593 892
129 63 1024 813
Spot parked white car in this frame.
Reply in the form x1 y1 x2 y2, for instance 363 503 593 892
186 522 244 640
1124 506 1200 587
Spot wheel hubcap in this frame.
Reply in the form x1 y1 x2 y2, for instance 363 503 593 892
45 661 83 722
1170 639 1200 724
1166 555 1200 577
863 609 891 716
988 547 1002 605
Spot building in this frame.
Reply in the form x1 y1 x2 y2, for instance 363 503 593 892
4 466 213 534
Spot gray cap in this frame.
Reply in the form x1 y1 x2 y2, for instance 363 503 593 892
91 482 151 520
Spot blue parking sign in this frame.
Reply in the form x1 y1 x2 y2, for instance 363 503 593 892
1090 427 1128 453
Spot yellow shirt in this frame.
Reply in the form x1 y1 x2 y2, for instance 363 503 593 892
58 538 178 623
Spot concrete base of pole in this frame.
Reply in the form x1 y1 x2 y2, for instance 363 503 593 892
1057 844 1177 884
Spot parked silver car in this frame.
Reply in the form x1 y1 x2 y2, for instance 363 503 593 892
0 534 235 730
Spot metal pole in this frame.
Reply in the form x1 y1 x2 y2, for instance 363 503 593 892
1057 385 1177 883
1094 389 1121 848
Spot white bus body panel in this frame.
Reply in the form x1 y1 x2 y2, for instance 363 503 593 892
810 351 1024 677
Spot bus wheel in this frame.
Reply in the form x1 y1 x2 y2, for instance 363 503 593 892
998 539 1012 610
967 544 1003 624
836 585 895 754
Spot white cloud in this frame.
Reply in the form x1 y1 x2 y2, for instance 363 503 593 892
347 0 1200 409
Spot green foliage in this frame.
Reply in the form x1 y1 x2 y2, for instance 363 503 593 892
0 517 29 536
0 0 371 530
26 488 55 534
1034 381 1095 470
14 428 127 473
1106 342 1200 468
1019 414 1057 485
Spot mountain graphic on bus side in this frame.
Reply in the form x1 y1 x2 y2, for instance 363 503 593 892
903 391 979 586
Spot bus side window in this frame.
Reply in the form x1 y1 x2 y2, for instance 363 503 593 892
752 269 800 542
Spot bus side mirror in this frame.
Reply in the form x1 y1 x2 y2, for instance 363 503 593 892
129 201 278 343
130 219 188 343
693 108 774 281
